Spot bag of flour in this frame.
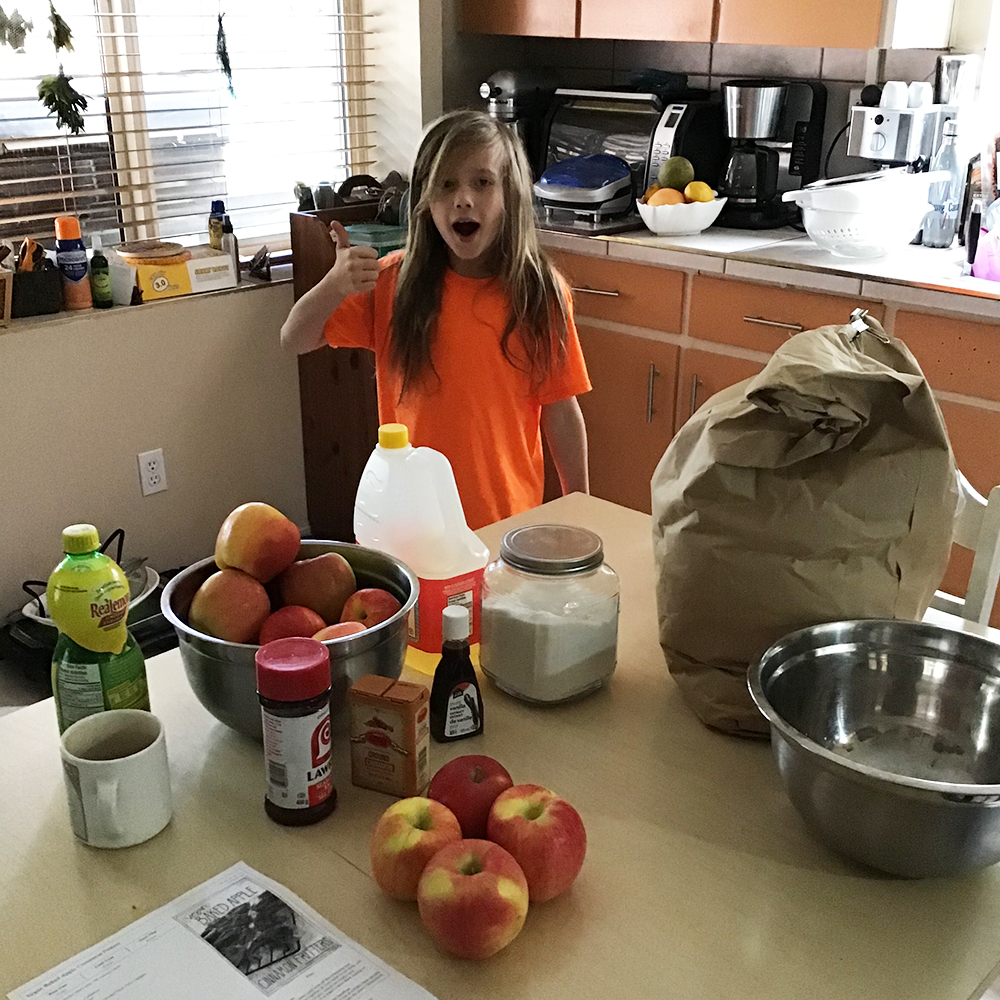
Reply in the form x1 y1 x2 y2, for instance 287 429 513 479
651 314 957 736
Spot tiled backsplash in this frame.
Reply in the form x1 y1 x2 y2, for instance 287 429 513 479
445 35 947 179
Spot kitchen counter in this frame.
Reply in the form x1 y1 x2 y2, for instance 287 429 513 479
4 493 1000 1000
539 224 1000 320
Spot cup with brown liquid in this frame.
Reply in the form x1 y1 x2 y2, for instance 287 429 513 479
60 710 172 848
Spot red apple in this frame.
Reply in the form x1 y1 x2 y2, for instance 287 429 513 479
277 552 357 624
417 839 529 959
370 797 463 901
427 755 514 839
312 621 367 641
486 784 586 902
215 502 301 583
340 587 401 628
259 605 327 645
188 568 271 644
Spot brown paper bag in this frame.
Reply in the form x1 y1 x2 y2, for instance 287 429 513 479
651 316 957 736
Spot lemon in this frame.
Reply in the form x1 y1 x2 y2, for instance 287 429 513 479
684 181 715 203
657 156 695 191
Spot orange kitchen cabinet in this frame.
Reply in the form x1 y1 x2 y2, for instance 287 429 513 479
460 0 577 36
689 274 885 353
579 0 713 41
675 348 766 431
552 251 684 332
893 311 1000 403
577 325 679 513
716 0 882 48
935 400 1000 628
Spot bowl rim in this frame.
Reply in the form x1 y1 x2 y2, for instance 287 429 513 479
160 540 419 652
748 618 1000 798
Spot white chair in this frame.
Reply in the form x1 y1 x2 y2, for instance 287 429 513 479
929 471 1000 625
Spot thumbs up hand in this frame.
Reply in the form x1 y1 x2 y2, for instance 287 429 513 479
326 220 380 298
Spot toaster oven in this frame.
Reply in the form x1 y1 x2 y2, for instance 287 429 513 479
536 88 728 233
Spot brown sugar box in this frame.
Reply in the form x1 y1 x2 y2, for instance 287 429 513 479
348 675 430 797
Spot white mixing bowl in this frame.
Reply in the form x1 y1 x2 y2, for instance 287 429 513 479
637 196 727 236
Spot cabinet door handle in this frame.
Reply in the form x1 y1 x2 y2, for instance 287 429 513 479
646 363 660 423
689 374 702 418
743 315 804 334
570 285 620 297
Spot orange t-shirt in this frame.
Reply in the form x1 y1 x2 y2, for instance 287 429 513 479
323 253 591 530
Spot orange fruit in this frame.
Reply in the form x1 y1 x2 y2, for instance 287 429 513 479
647 187 686 207
641 182 661 204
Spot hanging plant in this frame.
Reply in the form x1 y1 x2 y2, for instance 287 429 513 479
36 2 87 135
47 0 71 50
216 13 234 97
38 72 87 133
0 7 34 51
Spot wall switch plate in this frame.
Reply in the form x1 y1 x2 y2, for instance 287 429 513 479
138 448 168 496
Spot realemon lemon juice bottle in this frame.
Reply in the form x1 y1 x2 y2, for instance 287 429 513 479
47 524 150 734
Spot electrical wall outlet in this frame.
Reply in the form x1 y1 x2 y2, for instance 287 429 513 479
138 448 168 496
848 87 864 120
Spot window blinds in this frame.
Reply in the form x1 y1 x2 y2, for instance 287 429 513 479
0 0 372 249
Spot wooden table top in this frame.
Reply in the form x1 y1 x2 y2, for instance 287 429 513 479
3 493 1000 1000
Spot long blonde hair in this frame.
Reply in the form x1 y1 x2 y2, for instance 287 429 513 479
391 109 569 396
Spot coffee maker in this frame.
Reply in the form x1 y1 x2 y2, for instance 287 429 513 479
717 79 827 228
480 69 557 179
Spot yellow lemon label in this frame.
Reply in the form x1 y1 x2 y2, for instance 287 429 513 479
47 558 130 654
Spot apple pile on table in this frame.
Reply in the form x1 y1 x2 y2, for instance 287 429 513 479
186 502 402 644
369 754 587 959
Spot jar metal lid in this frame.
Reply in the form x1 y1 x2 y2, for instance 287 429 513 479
498 524 604 575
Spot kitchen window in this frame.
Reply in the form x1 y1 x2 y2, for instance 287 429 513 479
0 0 372 250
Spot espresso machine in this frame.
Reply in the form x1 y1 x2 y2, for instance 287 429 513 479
717 79 827 228
480 69 558 179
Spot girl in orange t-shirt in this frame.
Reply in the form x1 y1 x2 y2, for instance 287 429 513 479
281 109 591 530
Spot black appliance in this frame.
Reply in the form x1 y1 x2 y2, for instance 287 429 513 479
718 79 827 229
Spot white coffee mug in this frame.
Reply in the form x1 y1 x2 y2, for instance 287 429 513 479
907 80 933 108
60 710 172 849
880 80 909 110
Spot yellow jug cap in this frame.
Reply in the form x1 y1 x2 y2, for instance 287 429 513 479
378 423 409 449
62 523 100 554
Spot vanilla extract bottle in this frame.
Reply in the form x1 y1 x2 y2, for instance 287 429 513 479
429 605 484 743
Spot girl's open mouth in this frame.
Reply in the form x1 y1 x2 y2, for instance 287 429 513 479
453 220 480 237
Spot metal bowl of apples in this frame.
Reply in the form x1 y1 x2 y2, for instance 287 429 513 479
161 540 418 742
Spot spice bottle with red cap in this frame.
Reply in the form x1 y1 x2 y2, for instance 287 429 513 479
255 637 336 825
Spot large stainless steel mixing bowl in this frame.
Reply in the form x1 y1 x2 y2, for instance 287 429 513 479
161 541 418 742
749 619 1000 878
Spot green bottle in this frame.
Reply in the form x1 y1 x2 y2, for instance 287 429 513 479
89 235 113 309
47 524 150 734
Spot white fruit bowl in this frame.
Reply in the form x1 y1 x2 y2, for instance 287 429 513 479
637 196 727 236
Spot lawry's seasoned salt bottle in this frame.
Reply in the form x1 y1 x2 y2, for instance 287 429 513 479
47 524 149 734
354 423 490 673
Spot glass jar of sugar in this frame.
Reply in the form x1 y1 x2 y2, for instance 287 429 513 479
479 524 619 704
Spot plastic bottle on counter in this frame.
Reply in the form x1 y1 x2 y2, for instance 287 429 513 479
221 214 240 282
923 120 962 248
54 216 92 310
354 423 490 673
430 605 484 743
208 199 226 250
255 637 336 826
89 235 113 309
47 524 150 735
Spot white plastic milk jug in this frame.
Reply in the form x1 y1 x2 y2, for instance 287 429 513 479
354 423 490 656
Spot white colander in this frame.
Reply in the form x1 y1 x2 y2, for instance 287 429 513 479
783 169 948 259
